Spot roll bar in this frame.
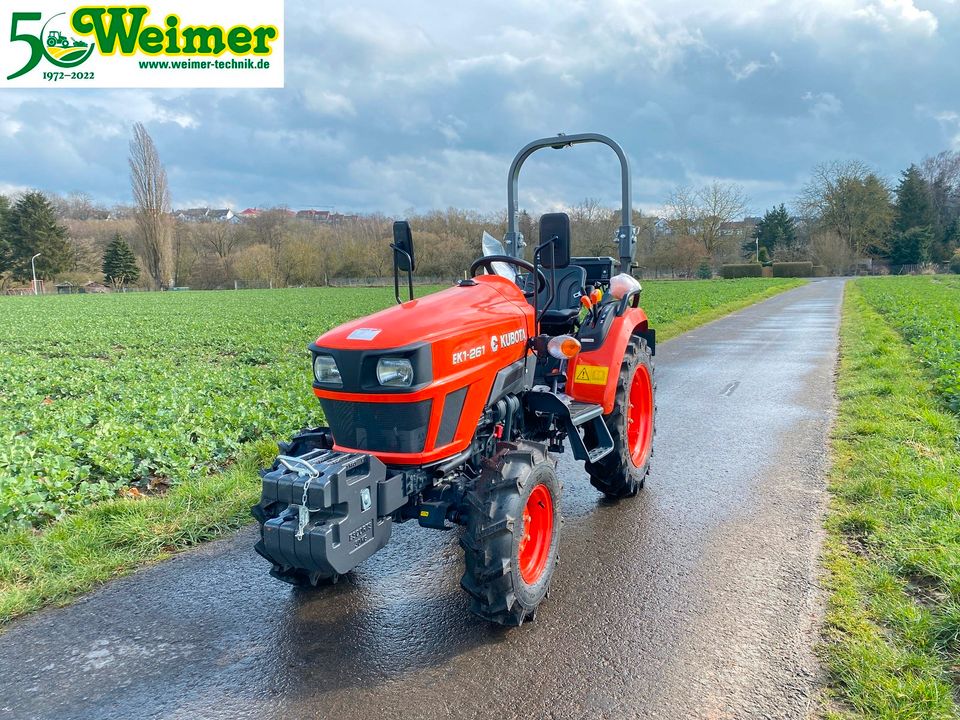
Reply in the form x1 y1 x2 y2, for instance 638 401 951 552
503 133 637 274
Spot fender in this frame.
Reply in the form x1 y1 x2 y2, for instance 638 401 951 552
566 307 649 414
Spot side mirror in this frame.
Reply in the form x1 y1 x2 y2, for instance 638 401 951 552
392 221 415 272
391 220 415 304
538 212 571 268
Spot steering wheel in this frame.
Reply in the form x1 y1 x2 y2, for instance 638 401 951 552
470 255 547 299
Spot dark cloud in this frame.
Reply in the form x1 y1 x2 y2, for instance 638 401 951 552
0 0 957 215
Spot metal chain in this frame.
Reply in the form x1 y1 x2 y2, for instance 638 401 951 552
277 455 322 542
296 476 312 541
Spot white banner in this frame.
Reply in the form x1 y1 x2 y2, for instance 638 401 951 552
0 0 284 88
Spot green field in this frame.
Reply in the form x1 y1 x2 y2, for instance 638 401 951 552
825 276 960 718
0 278 800 623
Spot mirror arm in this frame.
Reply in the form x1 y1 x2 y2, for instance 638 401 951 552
532 237 557 333
390 244 415 304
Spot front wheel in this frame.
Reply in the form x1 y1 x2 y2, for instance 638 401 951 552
460 442 561 626
585 334 656 498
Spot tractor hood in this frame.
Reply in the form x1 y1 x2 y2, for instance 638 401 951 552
313 275 532 354
308 274 536 465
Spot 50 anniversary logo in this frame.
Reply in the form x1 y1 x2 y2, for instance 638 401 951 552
2 1 284 88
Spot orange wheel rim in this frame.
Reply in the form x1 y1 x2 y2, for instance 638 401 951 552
626 364 654 468
517 484 553 584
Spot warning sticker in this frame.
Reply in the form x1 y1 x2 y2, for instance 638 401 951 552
574 364 608 386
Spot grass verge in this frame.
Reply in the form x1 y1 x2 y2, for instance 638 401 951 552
822 284 960 719
0 440 276 625
0 278 805 627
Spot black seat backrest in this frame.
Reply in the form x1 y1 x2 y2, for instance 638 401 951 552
524 264 586 313
538 213 571 269
523 212 584 314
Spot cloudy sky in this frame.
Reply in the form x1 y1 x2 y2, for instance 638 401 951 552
0 0 957 217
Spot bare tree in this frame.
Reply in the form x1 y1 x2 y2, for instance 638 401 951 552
51 191 98 220
696 182 748 257
171 221 197 286
569 198 617 256
665 182 748 258
196 222 239 269
798 160 893 257
920 150 960 248
810 230 855 275
665 185 698 238
129 122 172 289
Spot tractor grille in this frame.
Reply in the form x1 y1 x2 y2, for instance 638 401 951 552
319 398 433 454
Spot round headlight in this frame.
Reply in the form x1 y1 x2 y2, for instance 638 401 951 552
313 354 342 385
376 357 414 387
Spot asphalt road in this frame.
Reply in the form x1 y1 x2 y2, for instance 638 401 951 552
1 279 844 720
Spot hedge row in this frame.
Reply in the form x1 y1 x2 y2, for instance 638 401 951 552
721 262 818 279
720 263 762 279
772 262 814 278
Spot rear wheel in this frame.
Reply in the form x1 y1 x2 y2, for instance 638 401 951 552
585 334 655 498
460 442 561 626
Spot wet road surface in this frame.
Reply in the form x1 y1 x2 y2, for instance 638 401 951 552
1 279 844 720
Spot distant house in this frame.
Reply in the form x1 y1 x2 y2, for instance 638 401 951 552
719 217 760 239
296 209 331 222
55 282 76 295
238 207 357 223
174 208 236 223
208 208 236 223
174 208 208 222
83 282 110 294
653 217 672 236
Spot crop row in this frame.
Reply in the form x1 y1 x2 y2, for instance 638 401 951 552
856 276 960 412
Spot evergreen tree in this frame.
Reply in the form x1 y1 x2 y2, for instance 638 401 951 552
944 219 960 256
888 226 933 266
753 204 796 257
893 165 934 234
3 191 74 281
102 233 140 288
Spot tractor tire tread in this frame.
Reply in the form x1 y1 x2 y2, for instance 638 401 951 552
586 334 656 499
460 441 560 627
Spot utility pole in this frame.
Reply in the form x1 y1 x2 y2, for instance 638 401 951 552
31 253 41 295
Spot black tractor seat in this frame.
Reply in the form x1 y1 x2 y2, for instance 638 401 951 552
521 212 588 335
524 265 586 334
540 307 580 325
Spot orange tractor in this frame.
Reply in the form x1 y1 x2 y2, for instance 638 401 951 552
254 133 656 625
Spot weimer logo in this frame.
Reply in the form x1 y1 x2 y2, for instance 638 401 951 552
6 11 96 79
2 1 284 88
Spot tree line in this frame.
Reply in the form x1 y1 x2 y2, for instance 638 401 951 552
1 123 958 290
